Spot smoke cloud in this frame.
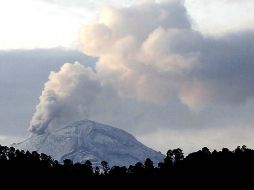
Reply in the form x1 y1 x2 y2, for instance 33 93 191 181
29 63 101 134
80 1 202 104
30 0 254 141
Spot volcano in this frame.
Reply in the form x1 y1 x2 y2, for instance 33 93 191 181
14 120 164 166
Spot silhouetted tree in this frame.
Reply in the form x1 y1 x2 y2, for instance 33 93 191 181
63 159 73 167
144 158 154 170
94 166 100 176
173 148 184 162
101 161 110 175
0 144 254 187
84 160 93 176
164 149 174 167
109 166 127 177
202 147 211 155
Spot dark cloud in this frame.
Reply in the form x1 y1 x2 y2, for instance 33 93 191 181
193 31 254 105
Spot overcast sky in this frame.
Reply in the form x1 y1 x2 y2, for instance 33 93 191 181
1 0 254 154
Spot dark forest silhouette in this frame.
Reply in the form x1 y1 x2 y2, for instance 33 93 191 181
0 145 253 186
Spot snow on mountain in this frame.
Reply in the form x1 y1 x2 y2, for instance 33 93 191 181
13 120 164 166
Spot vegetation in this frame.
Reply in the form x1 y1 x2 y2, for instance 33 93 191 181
0 145 253 186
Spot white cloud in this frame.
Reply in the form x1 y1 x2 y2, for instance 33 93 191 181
80 0 195 104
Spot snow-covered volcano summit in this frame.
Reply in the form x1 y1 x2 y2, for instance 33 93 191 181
14 120 164 166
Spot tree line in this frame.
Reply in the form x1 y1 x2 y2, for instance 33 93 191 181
0 145 253 186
